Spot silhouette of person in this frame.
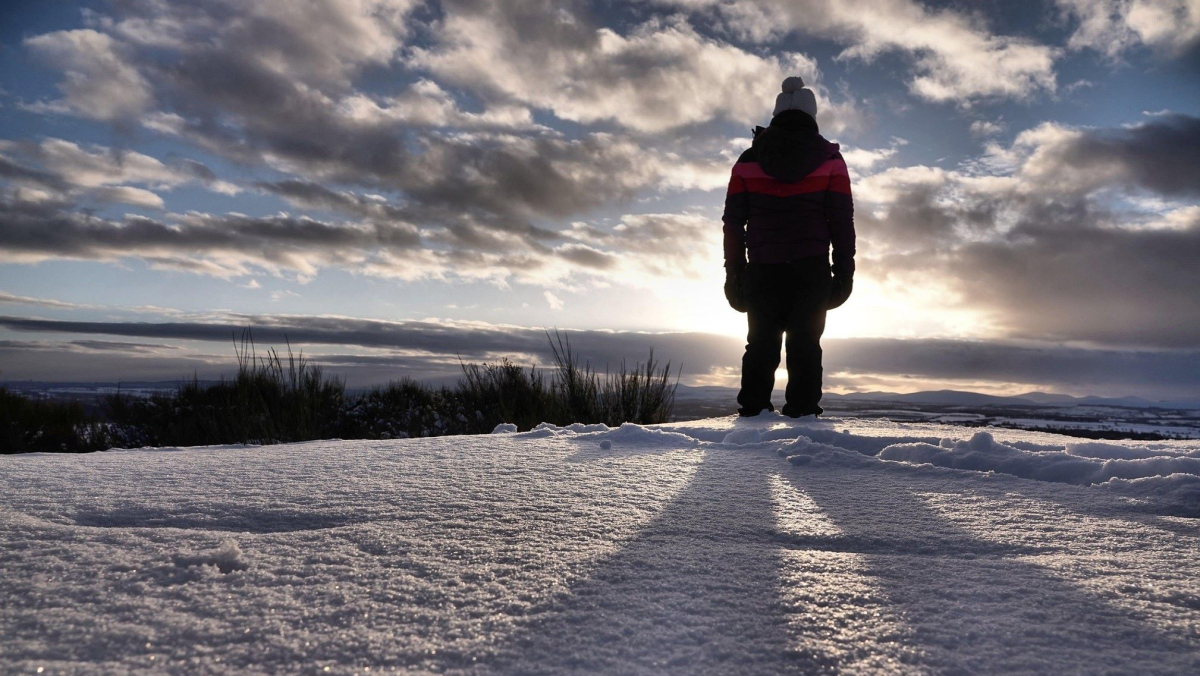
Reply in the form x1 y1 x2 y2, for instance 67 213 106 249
722 76 855 418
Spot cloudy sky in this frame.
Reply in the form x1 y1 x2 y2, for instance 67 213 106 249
1 0 1198 398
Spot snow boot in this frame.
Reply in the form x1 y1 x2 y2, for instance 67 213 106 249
782 403 822 418
738 402 775 417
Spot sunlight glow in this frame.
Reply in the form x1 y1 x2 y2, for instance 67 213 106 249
767 473 920 669
645 263 1006 344
823 274 1002 341
768 473 844 537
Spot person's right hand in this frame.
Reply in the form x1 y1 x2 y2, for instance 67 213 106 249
827 273 853 309
725 269 748 313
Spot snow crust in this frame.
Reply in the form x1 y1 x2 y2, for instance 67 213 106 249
3 414 1200 674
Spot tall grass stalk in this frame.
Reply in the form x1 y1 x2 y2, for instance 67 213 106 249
547 330 678 426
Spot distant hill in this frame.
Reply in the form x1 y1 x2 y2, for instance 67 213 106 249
830 390 1038 407
674 385 1200 410
11 381 1200 410
829 389 1200 410
0 380 204 396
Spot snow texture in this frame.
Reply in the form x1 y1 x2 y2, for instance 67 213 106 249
3 414 1200 674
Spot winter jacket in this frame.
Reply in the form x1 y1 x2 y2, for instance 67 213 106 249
721 110 855 276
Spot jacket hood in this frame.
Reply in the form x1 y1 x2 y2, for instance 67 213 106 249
752 110 838 182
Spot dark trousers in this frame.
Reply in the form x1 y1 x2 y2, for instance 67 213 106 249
737 257 831 414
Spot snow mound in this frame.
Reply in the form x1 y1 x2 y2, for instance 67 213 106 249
721 428 762 445
173 539 247 574
521 421 697 446
778 435 881 468
1066 441 1188 460
562 422 612 433
491 423 518 434
665 417 1200 516
879 431 1200 487
600 423 697 446
1101 474 1200 517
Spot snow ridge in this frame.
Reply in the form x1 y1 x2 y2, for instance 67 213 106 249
523 416 1200 517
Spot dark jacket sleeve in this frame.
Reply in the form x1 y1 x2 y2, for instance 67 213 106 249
722 155 750 270
824 154 856 276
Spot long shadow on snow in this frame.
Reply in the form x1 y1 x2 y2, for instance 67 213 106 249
782 467 1200 674
71 505 359 533
489 447 826 675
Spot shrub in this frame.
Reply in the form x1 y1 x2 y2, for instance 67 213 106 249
337 378 468 440
547 331 678 427
105 331 344 446
458 360 553 432
0 387 111 453
3 330 679 452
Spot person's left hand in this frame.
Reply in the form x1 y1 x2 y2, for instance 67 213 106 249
827 272 853 309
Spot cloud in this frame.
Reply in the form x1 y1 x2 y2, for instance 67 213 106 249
99 0 419 84
24 29 153 120
824 338 1200 399
253 130 723 247
969 119 1005 137
855 114 1200 347
11 0 1193 355
414 4 837 132
1 136 727 285
0 138 233 206
949 207 1200 347
0 291 89 310
0 197 422 279
839 138 907 176
1057 0 1200 57
0 182 726 288
0 313 740 380
4 314 1200 398
566 212 722 278
337 84 538 131
11 1 800 288
91 186 164 209
256 179 411 220
31 138 186 188
672 0 1058 104
1004 114 1200 198
69 339 181 354
543 291 564 310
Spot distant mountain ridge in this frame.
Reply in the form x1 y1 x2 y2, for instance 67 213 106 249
829 389 1200 410
674 385 1200 410
8 381 1200 410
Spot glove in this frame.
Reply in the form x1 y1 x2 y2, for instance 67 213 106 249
827 273 853 310
724 267 748 313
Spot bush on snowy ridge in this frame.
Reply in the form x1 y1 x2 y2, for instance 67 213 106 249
1 331 678 453
0 387 114 453
102 332 345 449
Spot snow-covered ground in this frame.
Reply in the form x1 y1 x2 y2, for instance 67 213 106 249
3 415 1200 675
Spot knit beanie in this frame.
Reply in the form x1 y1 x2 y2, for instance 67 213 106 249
772 76 818 118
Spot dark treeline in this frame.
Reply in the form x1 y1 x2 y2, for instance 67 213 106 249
0 331 678 454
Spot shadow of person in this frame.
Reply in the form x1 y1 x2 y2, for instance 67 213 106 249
488 447 828 675
781 466 1200 674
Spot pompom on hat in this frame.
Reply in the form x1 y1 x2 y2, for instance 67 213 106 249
772 76 817 118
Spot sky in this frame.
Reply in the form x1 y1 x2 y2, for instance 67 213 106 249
0 0 1198 399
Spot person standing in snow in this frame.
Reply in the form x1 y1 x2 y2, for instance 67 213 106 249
722 76 855 418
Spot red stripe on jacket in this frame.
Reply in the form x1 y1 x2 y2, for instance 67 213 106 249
722 154 855 273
